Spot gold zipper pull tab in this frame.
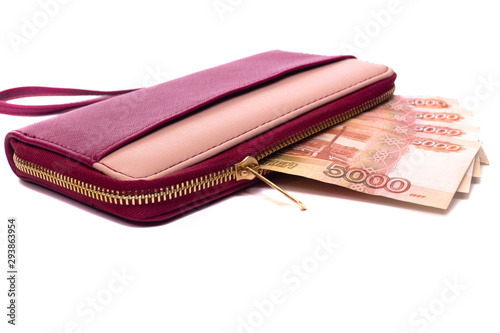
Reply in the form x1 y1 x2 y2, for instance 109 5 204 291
235 156 307 210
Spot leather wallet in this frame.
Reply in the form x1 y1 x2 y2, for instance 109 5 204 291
2 50 396 222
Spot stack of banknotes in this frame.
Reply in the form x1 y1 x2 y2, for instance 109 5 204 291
261 96 488 209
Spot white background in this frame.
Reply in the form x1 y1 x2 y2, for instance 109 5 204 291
1 1 499 332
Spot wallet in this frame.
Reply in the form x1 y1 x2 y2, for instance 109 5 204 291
2 50 396 222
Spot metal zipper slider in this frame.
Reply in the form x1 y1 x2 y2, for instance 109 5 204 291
235 156 307 210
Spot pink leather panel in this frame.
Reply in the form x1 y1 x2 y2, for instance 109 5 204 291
7 51 353 167
94 59 393 180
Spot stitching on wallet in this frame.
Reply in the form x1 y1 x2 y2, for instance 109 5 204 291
14 129 90 160
98 65 391 180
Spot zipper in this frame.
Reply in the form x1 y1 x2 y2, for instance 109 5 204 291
13 87 395 208
235 156 307 210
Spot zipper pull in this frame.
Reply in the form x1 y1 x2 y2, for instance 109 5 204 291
235 156 307 210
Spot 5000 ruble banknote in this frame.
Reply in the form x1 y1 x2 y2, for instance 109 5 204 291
260 96 484 209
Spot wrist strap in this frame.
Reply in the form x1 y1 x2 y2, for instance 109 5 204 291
0 86 137 116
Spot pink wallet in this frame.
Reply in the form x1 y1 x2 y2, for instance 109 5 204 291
2 50 396 222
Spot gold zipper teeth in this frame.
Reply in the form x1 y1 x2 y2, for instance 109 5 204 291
13 87 394 206
255 86 395 161
13 154 235 206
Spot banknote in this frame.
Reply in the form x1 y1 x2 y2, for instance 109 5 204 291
477 146 490 165
355 95 476 126
383 96 487 192
457 148 489 193
260 95 484 209
357 105 476 127
457 159 474 193
345 117 481 142
345 115 481 194
357 95 485 194
383 95 471 114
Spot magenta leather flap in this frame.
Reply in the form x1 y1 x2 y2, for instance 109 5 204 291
5 51 354 167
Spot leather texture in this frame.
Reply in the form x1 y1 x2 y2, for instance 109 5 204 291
6 51 354 167
94 59 393 180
